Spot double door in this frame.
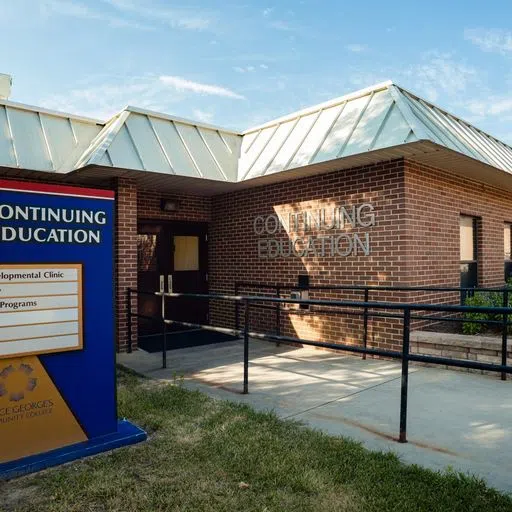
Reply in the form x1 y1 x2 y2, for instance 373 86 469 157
137 221 208 336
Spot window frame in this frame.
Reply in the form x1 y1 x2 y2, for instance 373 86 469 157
504 222 512 282
459 215 478 292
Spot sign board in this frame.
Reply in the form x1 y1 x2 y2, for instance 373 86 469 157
0 180 145 478
0 264 83 358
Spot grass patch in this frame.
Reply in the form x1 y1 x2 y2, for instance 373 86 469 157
2 367 512 511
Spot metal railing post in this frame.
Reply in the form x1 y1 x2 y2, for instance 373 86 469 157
502 289 509 381
235 282 240 331
399 307 411 443
276 286 281 335
362 288 369 360
243 299 250 394
275 286 281 347
127 289 132 353
162 292 167 369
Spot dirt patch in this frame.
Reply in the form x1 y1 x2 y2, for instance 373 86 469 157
0 482 40 511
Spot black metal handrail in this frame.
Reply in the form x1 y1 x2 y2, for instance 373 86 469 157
234 281 512 364
126 288 512 444
235 281 511 293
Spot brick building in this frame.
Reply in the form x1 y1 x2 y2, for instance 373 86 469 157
2 77 512 353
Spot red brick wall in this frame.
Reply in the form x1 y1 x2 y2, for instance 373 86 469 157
209 159 408 351
8 158 512 354
403 160 512 309
115 178 138 352
137 190 210 222
206 159 512 351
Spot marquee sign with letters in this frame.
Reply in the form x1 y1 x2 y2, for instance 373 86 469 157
0 180 146 479
0 264 84 358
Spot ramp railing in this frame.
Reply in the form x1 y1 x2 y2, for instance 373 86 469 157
126 288 512 443
235 282 512 367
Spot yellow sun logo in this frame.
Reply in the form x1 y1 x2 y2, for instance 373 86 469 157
0 363 38 402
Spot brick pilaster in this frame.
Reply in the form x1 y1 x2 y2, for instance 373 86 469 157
115 178 138 352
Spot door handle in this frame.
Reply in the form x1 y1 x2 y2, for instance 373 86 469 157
159 275 165 293
167 274 173 293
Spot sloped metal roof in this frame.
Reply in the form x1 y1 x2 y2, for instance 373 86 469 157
0 100 102 172
399 88 512 171
238 82 418 180
2 81 512 189
238 81 512 180
76 106 241 182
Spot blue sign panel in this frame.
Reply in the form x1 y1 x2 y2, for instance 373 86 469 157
0 180 145 479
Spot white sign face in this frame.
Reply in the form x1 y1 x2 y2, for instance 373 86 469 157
0 264 83 358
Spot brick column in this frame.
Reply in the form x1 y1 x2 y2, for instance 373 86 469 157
115 178 138 352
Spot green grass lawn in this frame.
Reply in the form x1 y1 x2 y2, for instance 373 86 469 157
2 367 512 512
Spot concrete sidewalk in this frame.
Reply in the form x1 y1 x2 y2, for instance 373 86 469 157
118 339 512 494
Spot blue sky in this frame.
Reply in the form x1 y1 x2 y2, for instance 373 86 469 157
2 0 512 142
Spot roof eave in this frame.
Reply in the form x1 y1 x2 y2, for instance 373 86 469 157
65 140 512 196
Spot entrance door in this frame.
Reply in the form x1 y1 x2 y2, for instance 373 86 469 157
137 221 208 337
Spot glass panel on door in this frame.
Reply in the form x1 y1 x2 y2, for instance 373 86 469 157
137 226 162 336
174 236 199 271
169 231 207 327
137 234 158 272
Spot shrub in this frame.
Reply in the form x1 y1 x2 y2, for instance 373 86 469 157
463 292 492 335
463 284 512 335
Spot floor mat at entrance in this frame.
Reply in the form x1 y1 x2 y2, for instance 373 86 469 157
138 330 238 352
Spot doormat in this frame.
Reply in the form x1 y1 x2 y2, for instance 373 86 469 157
138 330 238 353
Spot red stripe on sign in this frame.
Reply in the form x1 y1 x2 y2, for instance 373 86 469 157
0 180 115 200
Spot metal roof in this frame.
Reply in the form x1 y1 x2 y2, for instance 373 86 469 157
399 88 512 171
237 81 512 181
0 99 103 173
238 82 413 180
2 81 512 189
76 107 241 182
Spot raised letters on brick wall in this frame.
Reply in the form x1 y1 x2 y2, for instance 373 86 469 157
254 203 375 258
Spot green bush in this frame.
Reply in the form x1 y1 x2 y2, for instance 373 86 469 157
462 282 512 335
463 292 492 335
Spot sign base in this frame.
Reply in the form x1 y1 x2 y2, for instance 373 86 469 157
0 419 146 480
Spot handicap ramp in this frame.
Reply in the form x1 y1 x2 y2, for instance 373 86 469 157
118 339 512 494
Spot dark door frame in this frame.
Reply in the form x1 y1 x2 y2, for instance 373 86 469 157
137 218 209 275
137 219 209 336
